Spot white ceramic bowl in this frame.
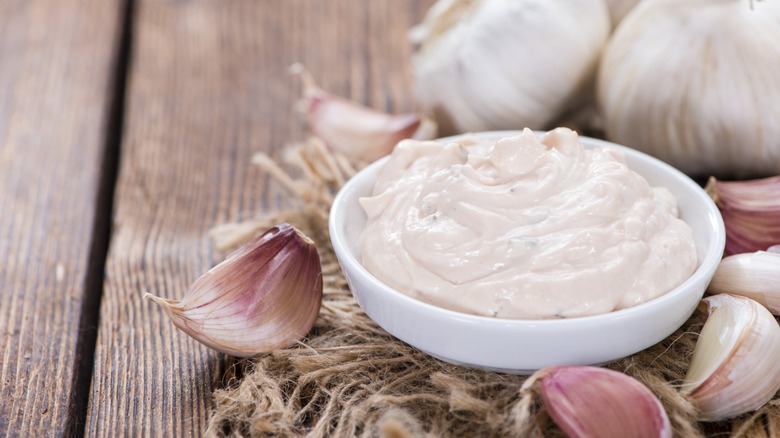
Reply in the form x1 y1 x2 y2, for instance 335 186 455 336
329 131 725 374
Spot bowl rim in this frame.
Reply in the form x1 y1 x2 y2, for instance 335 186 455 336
329 130 726 327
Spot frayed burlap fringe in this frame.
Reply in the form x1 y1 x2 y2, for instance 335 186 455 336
207 139 779 437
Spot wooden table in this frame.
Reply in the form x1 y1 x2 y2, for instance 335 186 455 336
0 1 434 434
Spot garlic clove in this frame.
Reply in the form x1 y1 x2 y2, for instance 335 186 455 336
708 250 780 314
681 294 780 421
705 176 780 255
523 365 671 438
290 64 427 165
145 224 323 357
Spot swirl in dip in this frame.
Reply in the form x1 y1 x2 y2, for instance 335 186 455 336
358 128 697 319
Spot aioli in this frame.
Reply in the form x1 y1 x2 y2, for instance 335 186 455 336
359 128 697 319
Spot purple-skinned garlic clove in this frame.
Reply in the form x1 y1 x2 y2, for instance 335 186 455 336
145 223 323 357
522 365 671 438
291 63 430 165
705 176 780 255
682 294 780 421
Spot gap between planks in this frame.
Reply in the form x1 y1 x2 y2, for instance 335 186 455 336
65 0 136 436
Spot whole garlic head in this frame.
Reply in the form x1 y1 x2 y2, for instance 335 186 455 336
410 0 610 135
598 0 780 177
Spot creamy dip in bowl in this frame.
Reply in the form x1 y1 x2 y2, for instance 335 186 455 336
360 128 696 319
329 130 725 373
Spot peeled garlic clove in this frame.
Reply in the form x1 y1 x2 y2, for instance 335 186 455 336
705 176 780 255
708 250 780 314
145 224 323 357
290 64 424 165
410 0 609 135
524 365 671 438
682 294 780 421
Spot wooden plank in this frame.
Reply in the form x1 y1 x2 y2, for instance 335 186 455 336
86 0 433 434
0 0 125 435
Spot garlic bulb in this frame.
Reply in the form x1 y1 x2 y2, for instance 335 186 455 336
705 176 780 254
682 294 780 421
291 64 429 166
410 0 610 135
708 250 780 315
523 365 671 437
146 224 323 357
598 0 780 177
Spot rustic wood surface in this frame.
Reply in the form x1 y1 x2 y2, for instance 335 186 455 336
0 1 771 436
0 0 125 435
0 0 432 435
82 0 433 435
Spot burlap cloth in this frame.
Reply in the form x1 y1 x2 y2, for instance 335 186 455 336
206 139 780 437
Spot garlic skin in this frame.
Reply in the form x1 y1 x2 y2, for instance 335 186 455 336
410 0 610 135
605 0 642 27
291 64 426 165
682 294 780 421
598 0 780 177
524 365 671 438
146 224 323 357
706 176 780 255
708 251 780 315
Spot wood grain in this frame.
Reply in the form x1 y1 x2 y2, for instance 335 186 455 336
86 0 433 434
0 0 125 435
